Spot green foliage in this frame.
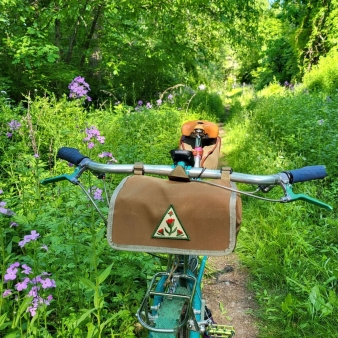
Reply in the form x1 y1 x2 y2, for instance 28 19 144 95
272 0 338 75
0 0 260 103
0 89 220 336
303 49 338 95
188 89 225 122
248 9 299 89
224 83 338 337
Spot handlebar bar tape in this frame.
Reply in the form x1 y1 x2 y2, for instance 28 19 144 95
57 147 88 165
286 165 327 183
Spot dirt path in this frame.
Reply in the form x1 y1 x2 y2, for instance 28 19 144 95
202 254 259 337
201 122 259 337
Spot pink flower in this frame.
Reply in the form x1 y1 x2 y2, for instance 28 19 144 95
2 289 12 297
19 230 40 247
15 278 30 291
4 267 18 281
22 264 32 275
96 136 105 144
41 278 56 289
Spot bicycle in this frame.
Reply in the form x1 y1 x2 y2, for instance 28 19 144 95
41 121 332 337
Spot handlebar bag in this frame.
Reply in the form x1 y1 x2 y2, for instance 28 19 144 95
107 175 242 256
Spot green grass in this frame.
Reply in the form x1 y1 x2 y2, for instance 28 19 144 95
224 84 338 337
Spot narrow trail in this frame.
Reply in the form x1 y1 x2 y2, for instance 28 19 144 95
201 122 259 338
202 254 258 338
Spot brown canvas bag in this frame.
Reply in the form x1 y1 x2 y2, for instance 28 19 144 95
107 175 242 256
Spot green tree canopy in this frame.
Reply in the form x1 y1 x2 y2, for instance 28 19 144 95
0 0 260 102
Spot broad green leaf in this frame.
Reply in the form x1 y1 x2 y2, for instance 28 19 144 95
70 309 95 330
79 277 96 290
97 263 114 285
0 312 8 326
13 297 33 327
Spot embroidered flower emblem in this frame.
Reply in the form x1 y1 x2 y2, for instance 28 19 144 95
177 230 184 236
166 218 175 226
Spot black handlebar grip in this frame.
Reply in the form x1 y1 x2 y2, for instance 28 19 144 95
286 165 327 183
57 147 88 165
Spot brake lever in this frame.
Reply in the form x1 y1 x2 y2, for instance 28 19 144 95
40 166 85 185
281 184 332 211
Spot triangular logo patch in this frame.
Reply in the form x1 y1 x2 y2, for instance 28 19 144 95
152 205 190 240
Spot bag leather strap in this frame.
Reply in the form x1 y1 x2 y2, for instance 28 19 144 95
134 162 144 175
221 167 232 181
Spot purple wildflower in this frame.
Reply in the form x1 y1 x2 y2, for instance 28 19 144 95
4 264 19 282
28 286 40 298
15 278 30 291
18 230 40 248
138 100 143 106
146 102 152 109
68 76 91 101
83 126 105 146
28 305 38 317
10 262 20 269
10 222 18 227
6 133 12 138
0 189 3 194
168 94 174 102
8 120 21 131
3 289 12 297
41 278 56 289
41 244 48 251
98 151 112 158
96 136 105 144
156 99 162 106
93 188 103 201
31 276 43 284
29 230 40 240
0 201 7 214
99 152 117 162
41 272 52 276
33 154 39 158
22 264 32 275
44 295 53 305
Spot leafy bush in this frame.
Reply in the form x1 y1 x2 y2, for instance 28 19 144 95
303 50 338 95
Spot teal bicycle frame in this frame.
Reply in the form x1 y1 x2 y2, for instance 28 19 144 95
41 143 332 337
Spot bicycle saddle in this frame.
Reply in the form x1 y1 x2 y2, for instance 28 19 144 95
181 120 219 139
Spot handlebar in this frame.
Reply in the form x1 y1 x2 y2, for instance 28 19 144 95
41 147 332 211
